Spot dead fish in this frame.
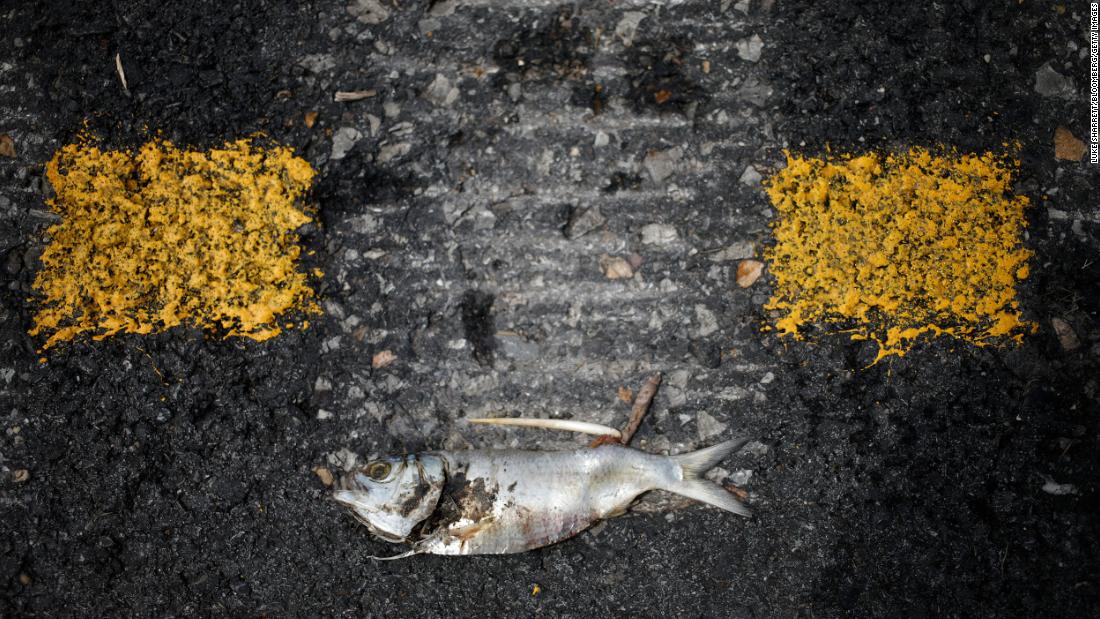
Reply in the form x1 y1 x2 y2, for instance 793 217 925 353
333 438 751 557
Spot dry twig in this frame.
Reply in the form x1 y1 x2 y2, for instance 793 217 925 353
115 53 128 93
334 89 377 102
590 372 662 448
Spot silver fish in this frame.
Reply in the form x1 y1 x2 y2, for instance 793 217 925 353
333 438 751 556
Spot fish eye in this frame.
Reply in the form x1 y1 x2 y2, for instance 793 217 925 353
366 461 392 480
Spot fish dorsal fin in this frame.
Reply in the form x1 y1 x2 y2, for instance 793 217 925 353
467 417 622 438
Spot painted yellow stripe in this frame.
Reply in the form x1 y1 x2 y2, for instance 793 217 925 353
30 137 319 349
763 147 1033 363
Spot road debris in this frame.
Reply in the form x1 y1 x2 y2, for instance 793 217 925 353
334 89 377 102
710 241 756 262
347 0 390 24
736 34 764 62
696 411 728 441
114 53 128 93
1041 477 1077 496
643 147 683 183
617 386 633 403
736 260 764 287
640 223 679 245
330 127 362 160
1053 127 1086 161
564 205 606 239
0 134 14 158
313 467 334 487
1051 317 1080 351
12 469 30 483
614 11 647 47
694 304 719 337
372 349 398 368
423 74 459 106
1034 63 1076 99
599 254 634 279
739 164 762 186
616 373 662 446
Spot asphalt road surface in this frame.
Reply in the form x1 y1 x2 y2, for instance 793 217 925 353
1 1 1098 616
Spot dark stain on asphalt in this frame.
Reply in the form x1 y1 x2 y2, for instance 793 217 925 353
460 290 496 366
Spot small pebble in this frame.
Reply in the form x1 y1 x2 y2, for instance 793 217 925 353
1053 127 1085 162
12 469 29 483
730 469 753 486
372 350 398 368
313 466 334 486
423 73 459 106
618 386 633 403
739 165 762 186
1041 478 1076 495
736 260 764 287
696 410 728 441
564 206 606 239
0 134 16 158
736 34 764 63
643 147 683 183
348 0 390 24
599 255 635 280
330 127 362 160
710 242 755 262
1034 63 1075 99
640 223 679 245
614 11 647 47
1051 317 1080 351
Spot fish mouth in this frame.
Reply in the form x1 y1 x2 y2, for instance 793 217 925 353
332 474 364 505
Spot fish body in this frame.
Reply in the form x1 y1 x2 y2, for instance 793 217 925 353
335 438 751 556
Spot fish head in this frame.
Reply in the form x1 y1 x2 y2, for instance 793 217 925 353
333 453 446 542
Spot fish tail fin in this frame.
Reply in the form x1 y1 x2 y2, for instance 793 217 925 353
666 438 752 517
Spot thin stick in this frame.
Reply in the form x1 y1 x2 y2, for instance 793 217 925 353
115 53 129 93
468 417 622 438
334 89 378 102
590 372 662 448
621 372 661 445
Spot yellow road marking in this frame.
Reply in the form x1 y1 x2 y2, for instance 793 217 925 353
30 137 319 349
764 147 1033 363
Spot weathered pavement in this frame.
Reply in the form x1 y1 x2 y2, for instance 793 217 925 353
1 0 1098 616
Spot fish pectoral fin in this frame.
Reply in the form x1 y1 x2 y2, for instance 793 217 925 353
367 549 420 562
